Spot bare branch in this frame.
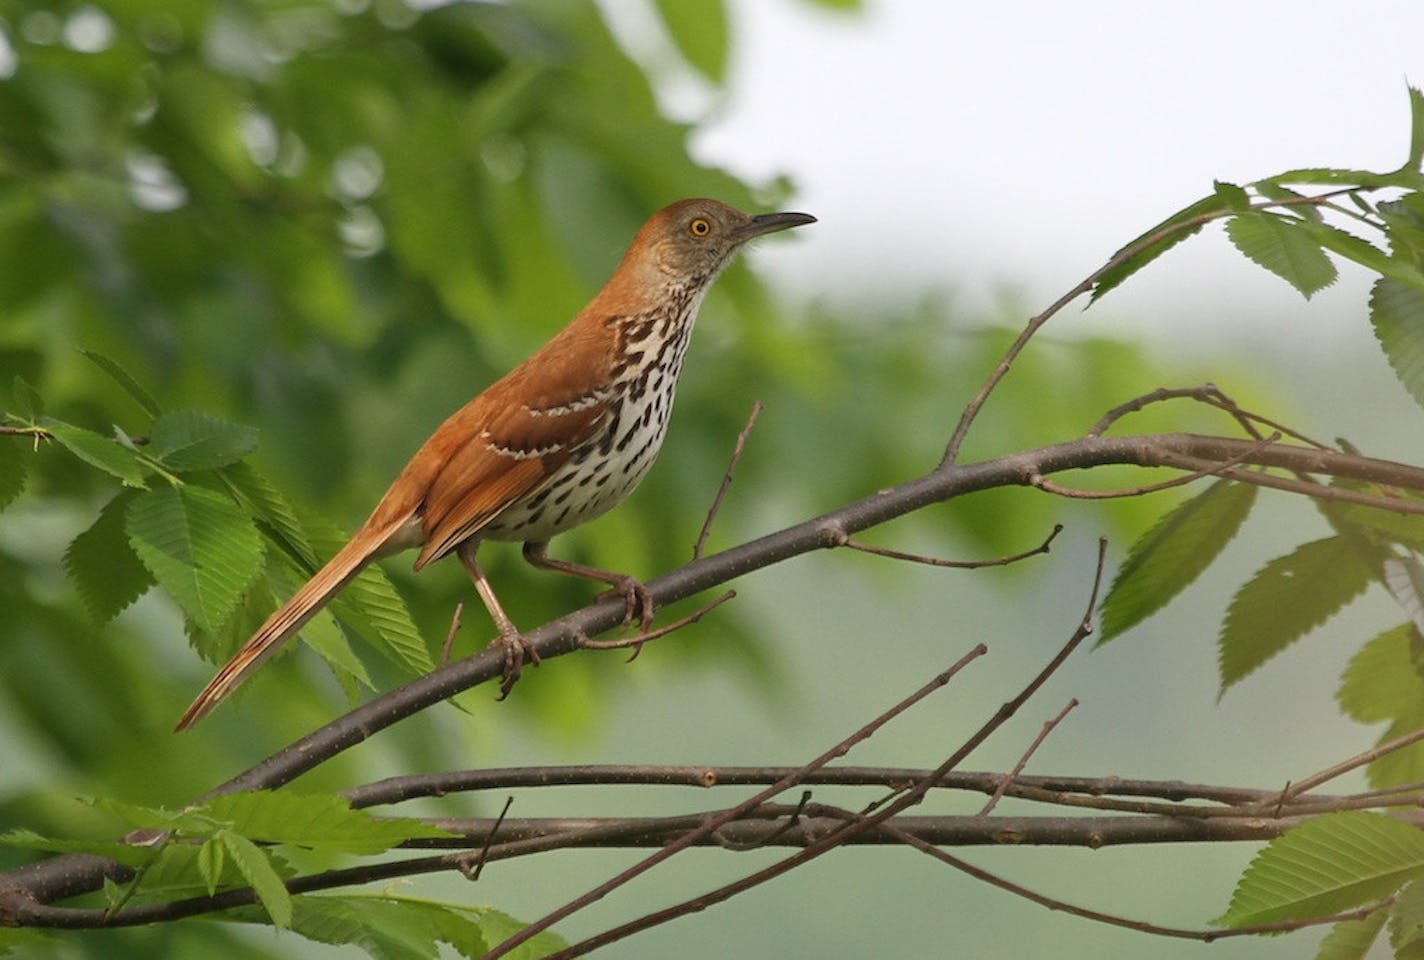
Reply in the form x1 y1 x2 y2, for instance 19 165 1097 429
836 523 1062 569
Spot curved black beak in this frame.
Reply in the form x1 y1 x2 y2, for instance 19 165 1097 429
733 210 817 242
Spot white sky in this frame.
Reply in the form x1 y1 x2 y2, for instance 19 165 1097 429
608 0 1424 336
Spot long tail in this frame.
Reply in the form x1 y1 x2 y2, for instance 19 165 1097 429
174 521 403 731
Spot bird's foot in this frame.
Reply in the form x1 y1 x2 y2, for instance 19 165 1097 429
598 574 655 633
490 628 540 700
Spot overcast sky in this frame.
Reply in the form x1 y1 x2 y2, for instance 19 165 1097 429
609 0 1424 338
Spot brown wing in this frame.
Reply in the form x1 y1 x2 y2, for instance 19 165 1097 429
364 317 619 570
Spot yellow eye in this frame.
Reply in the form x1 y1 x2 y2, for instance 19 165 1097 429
689 217 711 237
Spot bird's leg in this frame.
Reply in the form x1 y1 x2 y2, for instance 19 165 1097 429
457 541 539 699
522 540 655 633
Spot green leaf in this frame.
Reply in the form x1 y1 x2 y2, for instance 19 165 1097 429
1394 878 1424 956
1314 908 1388 960
1385 555 1424 633
1371 277 1424 411
1218 536 1374 691
11 375 43 419
231 895 500 960
79 349 162 417
303 515 430 675
0 927 52 956
1213 179 1251 211
126 484 265 633
0 446 24 512
149 409 259 472
199 791 452 854
1405 84 1424 173
0 827 159 867
1098 480 1257 642
1337 624 1424 723
41 418 147 487
1216 811 1424 927
1224 212 1337 298
219 829 293 929
652 0 729 82
219 461 318 568
1090 193 1229 303
63 489 156 623
197 836 225 896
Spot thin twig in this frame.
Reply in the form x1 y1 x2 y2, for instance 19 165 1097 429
455 794 512 881
439 601 464 667
836 523 1062 569
1157 453 1424 516
979 699 1078 816
694 400 764 559
877 817 1392 941
576 590 736 654
1089 384 1331 449
1259 722 1424 810
1031 433 1280 500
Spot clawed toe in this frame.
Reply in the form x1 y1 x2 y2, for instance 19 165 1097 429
492 630 540 700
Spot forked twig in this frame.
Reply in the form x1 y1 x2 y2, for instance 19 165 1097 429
1031 434 1280 500
694 400 764 559
576 590 736 656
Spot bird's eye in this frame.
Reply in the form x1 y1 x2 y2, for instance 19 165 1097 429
688 217 711 237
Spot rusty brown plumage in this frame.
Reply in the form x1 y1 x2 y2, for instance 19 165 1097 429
175 198 814 730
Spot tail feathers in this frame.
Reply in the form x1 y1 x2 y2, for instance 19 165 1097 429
174 523 397 731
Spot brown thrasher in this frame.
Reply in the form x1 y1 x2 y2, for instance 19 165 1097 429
175 198 814 730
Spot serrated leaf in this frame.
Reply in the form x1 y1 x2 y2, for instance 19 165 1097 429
1314 908 1388 960
1393 878 1424 955
1098 480 1257 642
126 485 264 633
0 448 24 512
1217 811 1424 927
79 349 161 417
64 490 155 623
1225 213 1337 298
1371 277 1424 411
652 0 728 82
199 791 452 855
41 418 147 487
302 516 429 675
1218 536 1373 691
1405 85 1424 173
231 895 497 960
1090 193 1228 303
219 461 318 568
1338 624 1424 723
1213 179 1251 211
220 830 292 929
149 409 259 472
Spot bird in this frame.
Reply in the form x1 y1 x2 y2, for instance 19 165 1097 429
175 198 815 730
